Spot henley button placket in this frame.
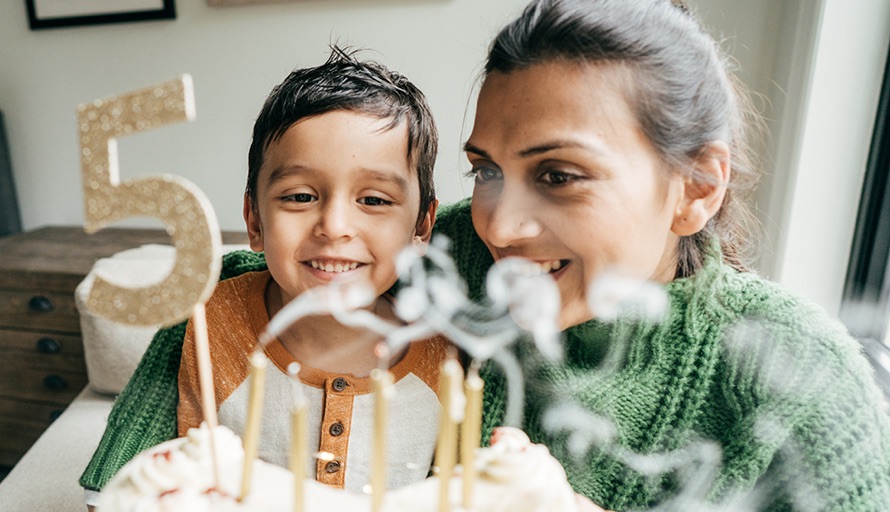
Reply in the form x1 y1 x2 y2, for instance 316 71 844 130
325 460 341 473
332 377 348 392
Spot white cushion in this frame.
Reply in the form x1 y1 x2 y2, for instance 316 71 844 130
75 244 250 396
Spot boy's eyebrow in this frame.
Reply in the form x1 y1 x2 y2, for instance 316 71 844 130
359 168 410 192
267 165 410 191
267 165 306 186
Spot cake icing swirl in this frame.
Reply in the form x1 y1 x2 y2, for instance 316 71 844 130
100 424 579 512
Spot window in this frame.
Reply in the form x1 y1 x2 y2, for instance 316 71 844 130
840 40 890 394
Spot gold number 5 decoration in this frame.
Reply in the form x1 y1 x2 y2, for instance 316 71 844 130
77 75 222 327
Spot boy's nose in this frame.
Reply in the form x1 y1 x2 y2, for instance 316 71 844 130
313 198 356 240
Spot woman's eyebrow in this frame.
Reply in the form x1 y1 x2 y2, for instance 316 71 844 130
464 140 604 159
519 140 600 158
463 142 490 158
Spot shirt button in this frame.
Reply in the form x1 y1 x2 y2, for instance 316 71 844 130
332 377 348 392
329 422 344 436
325 460 341 473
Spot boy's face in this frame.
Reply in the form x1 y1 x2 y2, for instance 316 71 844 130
245 110 435 306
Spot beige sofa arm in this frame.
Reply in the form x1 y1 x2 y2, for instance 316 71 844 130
0 387 113 511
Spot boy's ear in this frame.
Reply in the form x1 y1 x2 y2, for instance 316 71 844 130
243 194 264 252
671 140 730 237
414 198 438 244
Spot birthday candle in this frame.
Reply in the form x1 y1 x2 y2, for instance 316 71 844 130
371 368 393 512
240 349 268 501
193 303 218 428
290 389 307 512
192 303 222 489
436 358 464 512
461 368 484 509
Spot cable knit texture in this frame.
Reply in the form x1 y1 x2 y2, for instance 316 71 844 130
82 200 890 512
435 201 890 511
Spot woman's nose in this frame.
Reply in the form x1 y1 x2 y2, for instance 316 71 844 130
482 187 543 247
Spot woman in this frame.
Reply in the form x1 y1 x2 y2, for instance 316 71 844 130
434 0 890 510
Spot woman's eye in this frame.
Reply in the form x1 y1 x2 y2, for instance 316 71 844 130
359 196 391 206
469 166 501 183
283 193 315 203
540 170 576 185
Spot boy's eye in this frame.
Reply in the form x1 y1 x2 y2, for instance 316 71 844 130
359 196 392 206
283 193 315 202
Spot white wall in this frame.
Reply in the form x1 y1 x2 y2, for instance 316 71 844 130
690 0 890 316
0 0 528 232
3 0 889 316
772 0 890 316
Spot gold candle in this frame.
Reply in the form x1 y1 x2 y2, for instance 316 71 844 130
240 350 268 501
290 392 307 512
436 358 464 512
193 303 218 428
192 303 221 488
370 368 393 512
461 369 484 509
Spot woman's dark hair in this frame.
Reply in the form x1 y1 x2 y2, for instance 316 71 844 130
485 0 762 277
247 46 438 227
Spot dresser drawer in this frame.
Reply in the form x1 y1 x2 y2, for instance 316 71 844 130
0 397 66 466
0 289 80 332
0 333 87 405
0 328 83 356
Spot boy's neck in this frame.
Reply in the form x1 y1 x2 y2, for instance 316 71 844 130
264 280 404 378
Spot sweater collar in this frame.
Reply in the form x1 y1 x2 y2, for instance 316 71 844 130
565 237 728 337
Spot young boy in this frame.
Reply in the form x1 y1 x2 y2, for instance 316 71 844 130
81 47 447 506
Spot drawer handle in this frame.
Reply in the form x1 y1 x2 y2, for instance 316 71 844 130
36 337 61 354
43 374 68 391
29 295 55 313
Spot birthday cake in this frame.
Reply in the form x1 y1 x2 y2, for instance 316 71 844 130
98 423 578 512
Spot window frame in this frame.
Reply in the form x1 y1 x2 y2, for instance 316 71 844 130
840 39 890 394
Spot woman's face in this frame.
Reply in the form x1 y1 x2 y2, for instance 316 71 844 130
466 61 686 329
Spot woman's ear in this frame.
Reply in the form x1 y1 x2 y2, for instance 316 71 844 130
672 140 730 236
414 198 439 244
243 194 264 252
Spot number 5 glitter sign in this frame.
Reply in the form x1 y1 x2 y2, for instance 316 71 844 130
76 75 222 327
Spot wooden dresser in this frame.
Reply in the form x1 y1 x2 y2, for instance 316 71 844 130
0 226 247 467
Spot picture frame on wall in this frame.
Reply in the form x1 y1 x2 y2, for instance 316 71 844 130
26 0 176 30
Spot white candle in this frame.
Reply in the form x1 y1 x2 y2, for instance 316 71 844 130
240 349 267 501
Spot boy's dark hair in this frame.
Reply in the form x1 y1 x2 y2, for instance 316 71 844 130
246 46 438 227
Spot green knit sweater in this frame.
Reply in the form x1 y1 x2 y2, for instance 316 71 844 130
82 199 890 511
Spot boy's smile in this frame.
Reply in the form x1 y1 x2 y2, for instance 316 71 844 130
245 110 434 307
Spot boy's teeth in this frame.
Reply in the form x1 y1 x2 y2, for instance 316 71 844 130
310 261 359 273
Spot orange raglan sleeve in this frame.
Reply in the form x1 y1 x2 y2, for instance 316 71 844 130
177 272 267 437
177 322 205 436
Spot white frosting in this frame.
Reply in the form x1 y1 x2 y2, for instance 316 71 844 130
99 424 578 512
